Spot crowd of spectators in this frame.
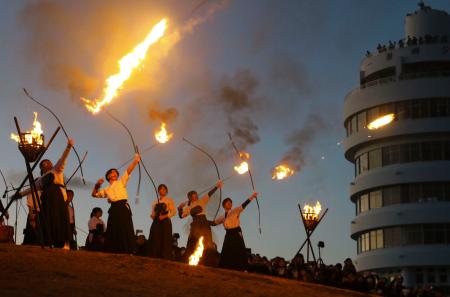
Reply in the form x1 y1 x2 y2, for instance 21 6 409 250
246 252 445 297
106 233 447 296
365 34 449 57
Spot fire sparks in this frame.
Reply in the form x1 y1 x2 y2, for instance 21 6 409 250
188 236 204 266
272 165 295 180
154 122 173 144
303 201 322 221
82 18 168 114
11 112 44 145
367 113 395 130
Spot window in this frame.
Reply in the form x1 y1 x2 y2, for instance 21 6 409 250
345 98 450 137
360 153 369 174
370 230 378 250
370 190 382 209
416 269 424 284
358 112 367 131
439 269 447 283
410 143 421 162
428 268 436 283
369 149 382 169
383 145 401 165
367 107 380 123
410 183 422 203
355 157 360 176
376 229 384 249
351 116 357 134
360 194 369 213
403 225 422 245
422 142 432 161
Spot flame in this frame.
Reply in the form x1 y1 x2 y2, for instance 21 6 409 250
272 164 295 180
303 201 322 221
234 151 250 174
82 18 168 114
188 236 204 266
239 151 250 160
11 112 44 145
234 161 249 175
154 122 173 144
367 113 395 130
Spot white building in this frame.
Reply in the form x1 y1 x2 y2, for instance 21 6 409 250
343 2 450 288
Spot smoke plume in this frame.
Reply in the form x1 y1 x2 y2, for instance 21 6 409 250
278 114 327 171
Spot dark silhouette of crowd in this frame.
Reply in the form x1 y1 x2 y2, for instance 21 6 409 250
245 252 445 297
365 34 448 57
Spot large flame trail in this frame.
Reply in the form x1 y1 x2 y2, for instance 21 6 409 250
82 18 168 114
188 236 204 266
11 112 44 145
272 164 295 180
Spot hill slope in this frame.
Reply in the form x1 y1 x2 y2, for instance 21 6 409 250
0 244 368 297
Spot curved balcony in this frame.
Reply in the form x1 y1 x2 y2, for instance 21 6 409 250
343 118 450 161
349 161 450 197
344 77 450 119
350 202 450 238
355 244 450 272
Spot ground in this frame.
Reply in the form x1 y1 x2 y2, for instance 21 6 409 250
0 244 369 297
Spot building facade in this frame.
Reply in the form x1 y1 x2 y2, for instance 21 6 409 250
343 3 450 288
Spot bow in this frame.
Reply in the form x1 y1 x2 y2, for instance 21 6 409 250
182 137 222 220
0 169 8 219
105 110 159 202
0 169 8 199
228 133 261 234
65 151 88 186
23 88 86 185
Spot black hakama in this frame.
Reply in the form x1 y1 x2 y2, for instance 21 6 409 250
86 224 105 252
105 200 135 254
148 217 173 260
219 226 248 271
22 215 40 245
185 214 215 264
40 183 71 248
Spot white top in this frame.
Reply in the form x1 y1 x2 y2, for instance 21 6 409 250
94 171 130 202
151 196 176 219
214 205 244 230
20 146 71 201
179 194 210 218
88 216 105 231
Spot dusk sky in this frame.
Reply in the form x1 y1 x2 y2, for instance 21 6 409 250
1 0 450 264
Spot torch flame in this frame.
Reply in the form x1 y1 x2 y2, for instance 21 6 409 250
234 161 249 175
188 236 204 266
367 113 395 130
11 112 44 145
82 18 168 114
154 122 173 144
303 201 322 221
272 164 295 180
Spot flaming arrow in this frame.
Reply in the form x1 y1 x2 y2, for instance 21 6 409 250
228 133 261 234
105 110 159 202
182 137 222 220
23 88 86 185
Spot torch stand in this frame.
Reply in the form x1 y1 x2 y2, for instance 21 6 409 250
295 204 328 263
0 117 60 248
